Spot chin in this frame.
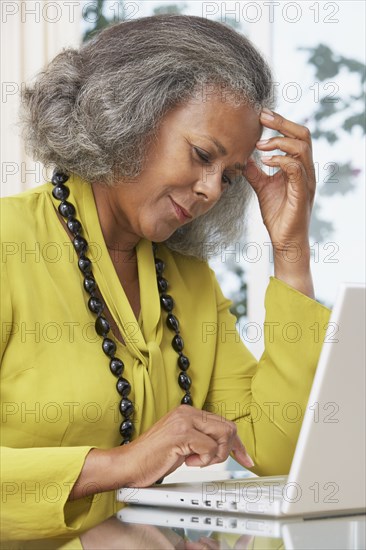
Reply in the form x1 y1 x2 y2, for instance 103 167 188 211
140 229 173 244
150 230 176 243
140 219 180 244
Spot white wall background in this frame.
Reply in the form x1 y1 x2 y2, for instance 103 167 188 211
271 0 366 309
1 1 81 196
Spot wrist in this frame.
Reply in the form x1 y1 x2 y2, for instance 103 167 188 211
272 240 310 263
107 445 135 488
70 446 130 500
273 245 314 299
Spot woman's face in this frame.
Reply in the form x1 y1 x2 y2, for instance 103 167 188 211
95 93 262 247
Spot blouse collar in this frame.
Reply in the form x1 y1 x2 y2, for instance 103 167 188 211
49 174 163 363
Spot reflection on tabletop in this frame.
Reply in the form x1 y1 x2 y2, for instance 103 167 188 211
2 511 365 549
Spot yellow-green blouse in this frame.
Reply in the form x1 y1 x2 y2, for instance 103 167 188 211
0 176 331 540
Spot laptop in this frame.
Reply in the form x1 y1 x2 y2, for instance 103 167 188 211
117 505 366 547
117 283 366 518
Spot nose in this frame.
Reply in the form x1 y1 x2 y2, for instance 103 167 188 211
192 166 224 205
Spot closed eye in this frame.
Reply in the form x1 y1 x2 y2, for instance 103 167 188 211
194 147 210 163
193 147 233 186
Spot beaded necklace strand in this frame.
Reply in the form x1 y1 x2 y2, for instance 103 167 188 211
51 170 193 446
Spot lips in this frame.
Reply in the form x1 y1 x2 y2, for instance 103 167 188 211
170 197 193 222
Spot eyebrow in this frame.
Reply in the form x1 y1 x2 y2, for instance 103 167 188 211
202 134 247 171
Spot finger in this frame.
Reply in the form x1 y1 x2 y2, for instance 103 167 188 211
242 156 269 193
256 137 315 182
191 414 243 466
185 539 220 550
185 453 215 467
173 407 251 468
231 435 255 468
261 155 309 195
193 412 239 449
198 537 222 550
201 431 255 469
234 535 255 550
260 109 312 150
182 430 219 467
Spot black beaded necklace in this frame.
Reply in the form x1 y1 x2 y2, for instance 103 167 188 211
51 170 193 445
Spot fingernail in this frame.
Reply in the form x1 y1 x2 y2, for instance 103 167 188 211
261 113 274 121
260 111 275 121
261 156 272 162
246 455 255 467
257 139 269 145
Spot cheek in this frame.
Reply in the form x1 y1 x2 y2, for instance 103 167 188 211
158 153 193 185
136 155 194 211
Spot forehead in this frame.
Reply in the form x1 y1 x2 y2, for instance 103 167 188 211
160 94 262 150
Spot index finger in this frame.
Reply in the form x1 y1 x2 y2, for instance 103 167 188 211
231 434 255 469
193 412 255 468
260 109 312 150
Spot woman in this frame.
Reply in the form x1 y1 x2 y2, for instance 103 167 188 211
1 14 330 539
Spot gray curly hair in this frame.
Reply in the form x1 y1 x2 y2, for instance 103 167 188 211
20 14 274 259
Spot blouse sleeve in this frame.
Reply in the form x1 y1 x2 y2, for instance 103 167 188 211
204 274 331 476
0 256 95 539
0 446 95 539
